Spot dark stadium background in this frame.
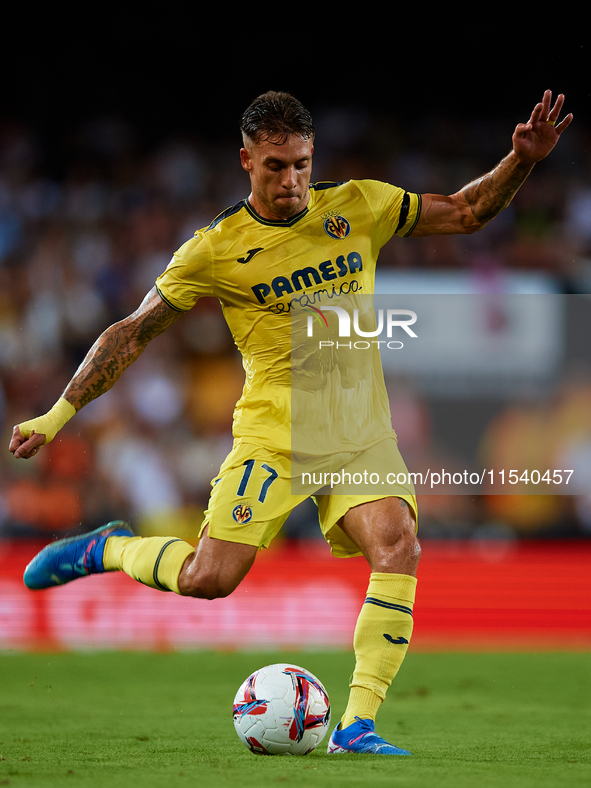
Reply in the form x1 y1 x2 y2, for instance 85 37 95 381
1 28 589 651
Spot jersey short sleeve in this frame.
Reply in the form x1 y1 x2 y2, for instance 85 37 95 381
354 180 421 248
155 231 214 311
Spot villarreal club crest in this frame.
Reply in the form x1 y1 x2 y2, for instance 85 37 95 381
323 213 351 240
232 503 253 524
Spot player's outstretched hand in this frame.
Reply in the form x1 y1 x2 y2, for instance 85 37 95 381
9 425 47 459
512 90 573 167
9 399 76 459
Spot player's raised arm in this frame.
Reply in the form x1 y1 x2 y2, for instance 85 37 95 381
9 286 182 460
411 90 573 237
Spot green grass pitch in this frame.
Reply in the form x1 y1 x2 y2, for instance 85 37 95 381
0 651 589 787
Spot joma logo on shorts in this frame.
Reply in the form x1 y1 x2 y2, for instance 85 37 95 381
251 251 363 305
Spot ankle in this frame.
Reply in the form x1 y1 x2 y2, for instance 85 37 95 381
341 686 382 728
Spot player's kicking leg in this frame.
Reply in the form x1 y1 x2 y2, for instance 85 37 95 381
23 522 135 589
23 522 257 599
24 444 287 597
326 496 419 755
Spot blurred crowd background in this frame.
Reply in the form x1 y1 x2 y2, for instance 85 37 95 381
1 99 591 544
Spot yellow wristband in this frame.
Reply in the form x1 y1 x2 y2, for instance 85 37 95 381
18 398 77 444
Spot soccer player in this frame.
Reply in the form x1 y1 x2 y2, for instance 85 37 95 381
9 89 571 755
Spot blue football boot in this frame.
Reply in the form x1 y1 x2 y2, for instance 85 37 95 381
23 521 134 590
327 716 412 755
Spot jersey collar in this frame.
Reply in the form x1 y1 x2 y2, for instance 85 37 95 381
244 190 312 227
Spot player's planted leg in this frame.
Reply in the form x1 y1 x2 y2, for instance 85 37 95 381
327 716 412 755
327 497 420 754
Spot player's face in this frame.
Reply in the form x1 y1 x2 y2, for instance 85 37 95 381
240 134 314 221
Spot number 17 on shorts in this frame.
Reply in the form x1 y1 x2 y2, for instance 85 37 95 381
200 444 303 549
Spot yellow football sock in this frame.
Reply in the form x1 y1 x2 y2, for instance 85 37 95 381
103 535 195 595
341 572 416 729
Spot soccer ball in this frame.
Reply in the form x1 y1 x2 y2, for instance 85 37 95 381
232 663 331 755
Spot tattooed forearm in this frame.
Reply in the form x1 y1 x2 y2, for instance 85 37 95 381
461 152 533 227
62 287 182 411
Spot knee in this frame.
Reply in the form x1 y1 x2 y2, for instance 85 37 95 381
177 533 257 599
178 566 240 600
398 529 421 568
403 531 422 568
373 529 421 575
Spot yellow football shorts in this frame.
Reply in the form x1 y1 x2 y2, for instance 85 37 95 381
199 438 417 558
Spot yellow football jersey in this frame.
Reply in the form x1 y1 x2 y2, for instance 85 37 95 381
155 179 421 453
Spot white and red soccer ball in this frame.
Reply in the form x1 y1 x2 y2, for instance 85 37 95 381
232 663 331 755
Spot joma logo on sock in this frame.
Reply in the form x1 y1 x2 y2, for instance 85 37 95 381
383 634 409 645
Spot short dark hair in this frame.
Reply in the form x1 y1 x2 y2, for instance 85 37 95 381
240 90 315 145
